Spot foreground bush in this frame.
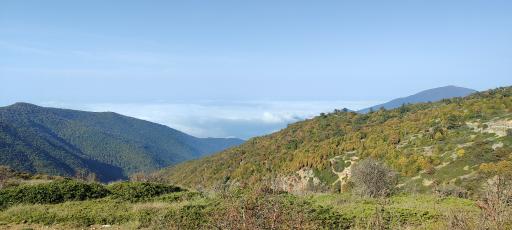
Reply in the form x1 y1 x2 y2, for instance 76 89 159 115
208 186 351 229
0 179 109 208
155 191 203 202
107 182 183 202
351 158 398 198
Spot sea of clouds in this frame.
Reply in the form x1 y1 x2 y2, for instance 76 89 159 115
42 100 379 139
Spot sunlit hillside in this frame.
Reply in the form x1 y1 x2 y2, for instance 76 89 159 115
161 87 512 197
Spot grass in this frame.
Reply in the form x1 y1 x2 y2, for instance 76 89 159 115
0 170 507 229
308 193 479 229
0 199 133 226
0 181 209 229
0 189 486 230
106 182 182 202
0 192 211 229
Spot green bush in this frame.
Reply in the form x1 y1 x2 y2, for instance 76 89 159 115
310 206 352 229
0 179 109 208
434 184 469 198
0 199 133 227
164 204 209 229
155 191 202 202
107 182 183 202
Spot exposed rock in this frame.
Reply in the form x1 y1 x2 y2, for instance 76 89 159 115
492 142 504 150
422 146 434 156
457 142 473 148
458 171 476 180
422 179 433 186
435 162 450 169
467 119 512 137
271 168 321 194
272 152 360 194
411 175 421 180
329 154 359 192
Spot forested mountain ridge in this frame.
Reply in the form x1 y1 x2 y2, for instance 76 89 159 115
0 103 244 182
160 87 512 195
358 85 477 113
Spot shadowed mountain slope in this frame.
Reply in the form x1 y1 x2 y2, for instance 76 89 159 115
0 103 244 182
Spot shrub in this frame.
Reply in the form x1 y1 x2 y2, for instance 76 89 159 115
445 209 475 230
165 204 210 229
476 166 512 229
353 205 386 230
209 185 351 229
434 184 469 198
0 165 19 189
350 158 398 198
107 182 183 202
0 179 109 208
156 191 202 203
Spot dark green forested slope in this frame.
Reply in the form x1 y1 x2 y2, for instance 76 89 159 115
0 103 243 182
161 87 512 195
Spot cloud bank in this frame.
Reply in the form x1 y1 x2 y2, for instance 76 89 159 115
42 100 379 139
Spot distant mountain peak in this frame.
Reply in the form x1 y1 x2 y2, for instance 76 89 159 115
9 102 39 108
358 85 477 113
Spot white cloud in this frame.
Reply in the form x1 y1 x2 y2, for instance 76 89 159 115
41 100 380 139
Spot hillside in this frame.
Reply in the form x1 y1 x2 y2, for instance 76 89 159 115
0 169 487 229
160 87 512 195
358 85 477 113
0 103 243 182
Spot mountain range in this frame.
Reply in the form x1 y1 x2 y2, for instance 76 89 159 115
0 85 494 185
358 85 477 113
0 103 244 182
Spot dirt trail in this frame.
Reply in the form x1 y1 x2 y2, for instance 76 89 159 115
329 155 359 190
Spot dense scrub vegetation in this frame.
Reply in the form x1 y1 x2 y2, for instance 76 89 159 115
0 179 108 209
0 177 509 229
0 103 243 182
160 87 512 197
107 182 182 202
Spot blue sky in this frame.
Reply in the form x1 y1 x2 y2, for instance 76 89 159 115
1 0 511 138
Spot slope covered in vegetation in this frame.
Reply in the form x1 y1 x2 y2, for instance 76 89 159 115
0 103 243 182
0 173 488 230
0 170 506 230
161 87 512 196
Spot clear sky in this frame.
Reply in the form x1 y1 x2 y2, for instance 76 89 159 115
1 0 511 138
